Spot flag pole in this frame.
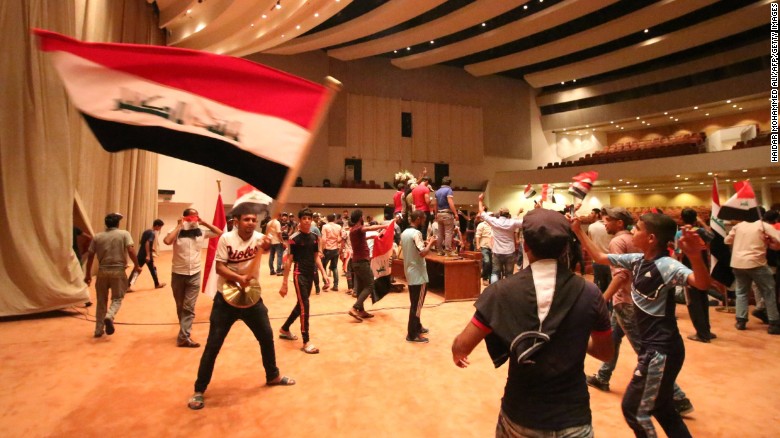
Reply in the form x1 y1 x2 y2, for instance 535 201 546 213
217 179 221 194
273 76 343 216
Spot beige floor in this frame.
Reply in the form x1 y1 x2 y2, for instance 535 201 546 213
1 251 779 437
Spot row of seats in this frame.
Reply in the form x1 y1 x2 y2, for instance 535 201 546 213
732 133 771 150
622 205 712 225
541 133 706 169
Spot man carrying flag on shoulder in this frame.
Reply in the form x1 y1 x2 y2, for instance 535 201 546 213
721 181 780 334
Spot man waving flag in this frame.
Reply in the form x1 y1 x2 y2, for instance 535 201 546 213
34 29 339 200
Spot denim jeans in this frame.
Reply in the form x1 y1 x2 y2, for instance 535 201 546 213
194 293 279 393
734 266 779 322
480 247 493 280
268 243 285 273
496 411 593 438
322 249 340 289
491 253 516 283
597 303 687 401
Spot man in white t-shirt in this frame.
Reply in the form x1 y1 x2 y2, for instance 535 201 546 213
321 213 342 291
587 208 612 293
163 208 222 348
188 212 295 410
266 213 284 275
478 194 523 283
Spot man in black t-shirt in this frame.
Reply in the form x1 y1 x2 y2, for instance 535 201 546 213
129 219 166 289
452 209 613 436
279 208 329 354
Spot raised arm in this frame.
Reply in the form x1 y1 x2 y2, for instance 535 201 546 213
570 216 609 265
678 226 712 290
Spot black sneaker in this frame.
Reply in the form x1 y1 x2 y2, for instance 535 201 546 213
768 323 780 335
585 374 610 392
406 336 429 343
752 308 769 324
674 398 694 416
104 318 115 335
735 319 747 330
421 327 430 334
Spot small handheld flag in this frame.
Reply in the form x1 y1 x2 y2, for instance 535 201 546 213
568 171 598 200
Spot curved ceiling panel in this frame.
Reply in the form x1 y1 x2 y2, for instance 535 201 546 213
168 0 255 47
264 0 446 55
156 0 197 29
390 0 618 70
523 1 771 88
326 0 526 61
465 0 718 77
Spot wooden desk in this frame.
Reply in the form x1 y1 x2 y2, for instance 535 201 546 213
424 254 480 301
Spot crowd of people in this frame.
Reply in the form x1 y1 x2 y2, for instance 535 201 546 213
76 171 780 435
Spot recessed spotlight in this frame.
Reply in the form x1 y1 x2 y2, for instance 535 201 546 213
674 186 679 189
707 172 713 175
620 127 624 130
732 104 737 108
563 128 567 131
726 179 731 182
281 34 285 37
250 23 254 27
762 176 767 179
636 117 640 120
694 106 698 110
561 82 565 85
742 169 748 172
642 121 646 124
262 14 267 18
585 125 589 128
610 121 614 124
670 116 674 119
634 185 638 188
664 112 668 115
406 47 411 51
684 177 689 180
481 22 486 27
705 113 709 116
393 50 398 53
524 5 528 9
296 25 300 29
644 28 649 33
647 123 651 126
314 12 319 17
726 100 731 103
626 181 630 184
612 187 617 190
676 175 681 177
430 40 434 44
573 79 577 82
619 179 623 181
699 182 704 185
739 107 743 110
186 9 192 14
674 118 679 122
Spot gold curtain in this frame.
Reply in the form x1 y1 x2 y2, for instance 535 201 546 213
0 0 163 316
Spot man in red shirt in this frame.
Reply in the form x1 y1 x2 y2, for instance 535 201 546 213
412 177 433 239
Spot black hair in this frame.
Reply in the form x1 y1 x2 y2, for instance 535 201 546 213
105 215 121 228
764 210 779 224
183 208 197 217
397 182 405 190
153 219 164 227
523 231 568 260
640 213 677 253
327 213 336 222
680 208 697 225
591 208 602 217
441 176 452 186
298 208 313 219
383 206 394 220
350 209 363 226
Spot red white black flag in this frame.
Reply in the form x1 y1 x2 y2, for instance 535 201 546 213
34 29 335 199
717 180 760 222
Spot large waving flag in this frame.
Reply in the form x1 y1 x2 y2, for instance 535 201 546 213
371 222 396 304
34 29 337 199
202 193 227 297
718 180 760 222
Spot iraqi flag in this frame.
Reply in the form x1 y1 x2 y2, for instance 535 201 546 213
523 184 536 199
230 184 273 219
717 180 760 222
710 178 727 238
202 194 227 297
370 222 396 304
568 171 598 200
34 29 336 200
540 184 552 203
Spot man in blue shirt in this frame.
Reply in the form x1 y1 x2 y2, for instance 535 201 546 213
434 177 458 256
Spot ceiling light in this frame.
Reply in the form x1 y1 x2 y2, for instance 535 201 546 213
699 182 704 185
250 23 254 27
647 123 651 126
314 12 319 17
281 34 285 37
612 187 617 190
670 116 674 119
674 186 679 189
726 100 731 103
186 9 192 14
684 177 689 180
636 117 640 120
561 82 565 85
664 112 668 115
674 118 679 121
733 104 737 108
393 50 397 54
430 40 434 44
642 121 646 124
694 106 699 110
275 1 281 10
676 175 681 177
481 22 486 27
524 5 528 9
644 28 649 33
262 14 267 19
726 179 731 182
620 127 624 130
762 176 767 179
742 169 748 172
626 181 630 184
610 121 614 124
739 107 743 110
705 113 709 116
296 25 300 29
634 185 638 188
573 79 577 82
406 47 411 51
619 179 623 181
585 125 589 128
707 172 713 175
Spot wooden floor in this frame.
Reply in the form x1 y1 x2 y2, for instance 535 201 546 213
1 251 779 437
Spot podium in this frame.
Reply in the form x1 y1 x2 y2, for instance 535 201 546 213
392 255 480 301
